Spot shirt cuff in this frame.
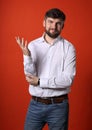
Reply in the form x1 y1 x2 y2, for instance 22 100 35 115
48 77 56 88
40 77 56 88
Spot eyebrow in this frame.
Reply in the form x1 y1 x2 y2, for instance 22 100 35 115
47 19 62 24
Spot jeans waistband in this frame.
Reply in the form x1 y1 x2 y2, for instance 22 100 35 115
32 94 68 105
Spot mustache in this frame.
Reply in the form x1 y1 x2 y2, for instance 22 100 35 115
49 28 58 31
50 28 56 30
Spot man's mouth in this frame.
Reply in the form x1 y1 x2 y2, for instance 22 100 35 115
50 29 57 33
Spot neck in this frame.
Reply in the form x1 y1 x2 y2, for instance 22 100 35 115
44 33 56 45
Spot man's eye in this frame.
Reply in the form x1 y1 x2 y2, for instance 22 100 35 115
57 22 62 25
48 21 53 23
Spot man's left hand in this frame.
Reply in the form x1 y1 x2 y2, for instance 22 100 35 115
26 74 39 86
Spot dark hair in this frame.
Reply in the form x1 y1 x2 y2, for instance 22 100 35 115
44 8 66 21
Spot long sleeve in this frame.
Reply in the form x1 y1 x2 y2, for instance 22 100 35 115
23 55 36 75
40 44 76 89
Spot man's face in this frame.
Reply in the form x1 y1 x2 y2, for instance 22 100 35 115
43 17 64 38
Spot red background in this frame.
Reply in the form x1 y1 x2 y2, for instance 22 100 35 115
0 0 92 130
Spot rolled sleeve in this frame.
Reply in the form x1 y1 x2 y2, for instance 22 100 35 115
23 55 36 75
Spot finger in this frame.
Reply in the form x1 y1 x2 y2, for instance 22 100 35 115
22 38 24 47
26 76 30 80
26 76 30 81
26 76 32 83
26 73 32 76
15 36 18 42
15 36 17 41
25 40 28 48
26 78 30 82
15 36 20 44
26 75 32 78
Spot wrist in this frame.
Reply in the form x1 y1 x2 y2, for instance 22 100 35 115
23 52 30 56
38 78 40 85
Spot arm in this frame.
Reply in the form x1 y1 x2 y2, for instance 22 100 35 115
23 55 36 75
25 44 76 88
15 36 36 75
40 45 76 89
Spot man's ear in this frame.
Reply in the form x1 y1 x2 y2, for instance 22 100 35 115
43 20 45 27
62 24 64 29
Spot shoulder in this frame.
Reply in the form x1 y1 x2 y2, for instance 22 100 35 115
27 37 43 51
28 37 42 47
60 38 76 57
62 38 76 51
63 38 74 47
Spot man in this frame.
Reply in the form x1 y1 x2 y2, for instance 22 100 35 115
15 8 76 130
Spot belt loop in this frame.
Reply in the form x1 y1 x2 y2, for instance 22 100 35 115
33 96 38 102
51 98 54 104
35 97 37 102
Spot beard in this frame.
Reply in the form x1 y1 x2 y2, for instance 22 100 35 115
45 28 61 38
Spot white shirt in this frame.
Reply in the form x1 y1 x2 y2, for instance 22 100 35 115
23 35 76 97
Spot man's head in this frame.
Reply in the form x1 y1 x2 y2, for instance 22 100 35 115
43 8 66 38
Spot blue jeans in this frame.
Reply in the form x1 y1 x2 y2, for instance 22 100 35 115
24 99 69 130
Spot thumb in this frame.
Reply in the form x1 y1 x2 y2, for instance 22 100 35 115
26 74 32 78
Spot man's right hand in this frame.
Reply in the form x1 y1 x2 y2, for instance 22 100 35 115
15 36 30 56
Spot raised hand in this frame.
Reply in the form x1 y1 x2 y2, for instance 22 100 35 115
15 36 30 56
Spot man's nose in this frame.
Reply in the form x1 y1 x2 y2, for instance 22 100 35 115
52 23 57 28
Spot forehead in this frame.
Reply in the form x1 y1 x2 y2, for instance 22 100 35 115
45 17 62 22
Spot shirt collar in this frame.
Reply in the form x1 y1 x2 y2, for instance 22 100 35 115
41 33 62 45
